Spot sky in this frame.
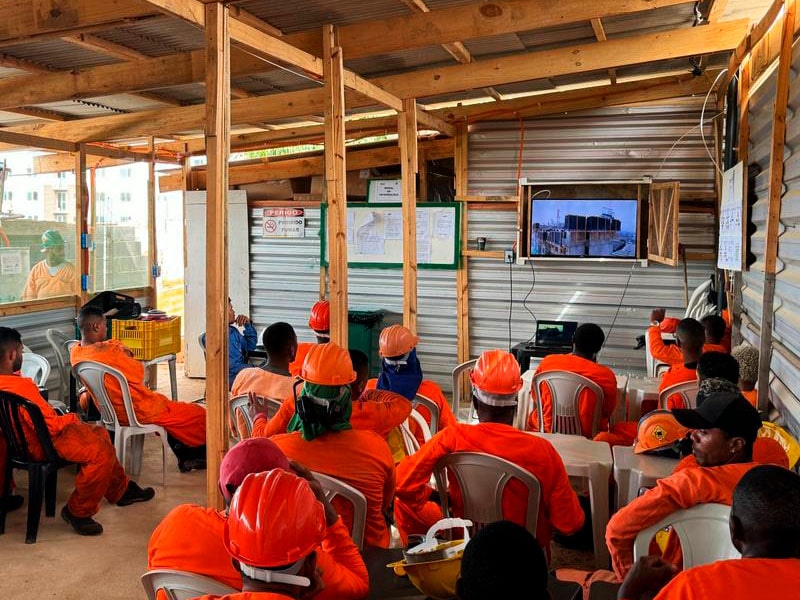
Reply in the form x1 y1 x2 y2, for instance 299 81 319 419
532 198 638 233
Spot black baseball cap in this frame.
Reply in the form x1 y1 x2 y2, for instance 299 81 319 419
672 391 762 443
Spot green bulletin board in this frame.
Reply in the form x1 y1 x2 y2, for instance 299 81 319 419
320 202 461 270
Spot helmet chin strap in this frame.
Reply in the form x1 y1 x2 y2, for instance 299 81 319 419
240 558 311 587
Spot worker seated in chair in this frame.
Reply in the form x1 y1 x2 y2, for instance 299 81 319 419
526 322 617 437
148 437 368 600
365 324 457 433
225 298 258 390
605 391 788 581
648 309 728 366
269 343 396 548
232 321 298 401
288 300 331 378
655 318 706 410
619 465 800 600
193 469 367 600
0 326 154 536
394 349 584 559
731 344 759 408
71 306 207 472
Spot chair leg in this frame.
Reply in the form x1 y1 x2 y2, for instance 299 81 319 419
25 467 45 544
0 464 13 535
129 436 144 476
160 434 169 487
44 468 58 517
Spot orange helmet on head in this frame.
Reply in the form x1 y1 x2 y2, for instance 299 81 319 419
470 349 522 399
308 300 330 334
225 470 325 586
301 342 356 386
379 324 419 358
634 410 690 455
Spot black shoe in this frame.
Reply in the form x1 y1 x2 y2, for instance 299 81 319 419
61 505 103 536
116 481 156 507
1 494 24 512
178 458 207 472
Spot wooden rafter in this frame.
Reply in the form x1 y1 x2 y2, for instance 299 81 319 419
62 33 149 60
590 18 617 84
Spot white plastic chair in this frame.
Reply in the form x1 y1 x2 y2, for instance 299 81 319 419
433 451 540 537
645 329 672 378
141 569 238 600
658 381 699 410
45 328 72 403
313 471 367 550
142 353 178 401
228 394 281 440
398 408 433 457
452 359 477 413
633 503 740 567
533 370 604 437
413 393 440 435
73 360 169 485
20 353 51 387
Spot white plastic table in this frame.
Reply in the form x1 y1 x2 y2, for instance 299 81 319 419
530 432 613 568
612 445 677 509
624 376 660 423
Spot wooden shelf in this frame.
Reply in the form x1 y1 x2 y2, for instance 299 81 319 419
463 249 505 259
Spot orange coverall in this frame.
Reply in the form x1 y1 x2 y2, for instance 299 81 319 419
148 505 368 600
648 326 728 366
658 363 697 410
289 342 314 377
742 389 757 407
21 260 77 301
605 461 761 579
649 558 800 600
366 377 457 432
231 368 296 439
526 353 618 437
71 340 205 447
394 422 584 555
0 374 128 517
271 428 396 548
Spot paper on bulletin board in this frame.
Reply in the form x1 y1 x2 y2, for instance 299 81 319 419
368 179 402 203
384 211 402 240
718 161 744 271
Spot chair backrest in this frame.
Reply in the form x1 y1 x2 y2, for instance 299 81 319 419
313 471 367 550
141 569 238 600
452 359 477 411
658 381 699 410
633 503 740 568
46 328 70 387
433 451 540 537
413 393 440 435
685 280 716 321
398 408 433 457
228 394 281 440
20 353 51 387
533 370 604 436
73 360 141 429
0 391 61 464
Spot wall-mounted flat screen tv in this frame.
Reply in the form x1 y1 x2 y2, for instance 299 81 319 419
529 198 639 259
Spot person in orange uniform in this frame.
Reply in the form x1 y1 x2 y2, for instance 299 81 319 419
21 229 77 301
365 324 457 433
394 349 584 557
648 309 727 366
71 306 207 472
526 323 617 437
270 343 396 548
731 344 759 407
0 327 154 536
194 469 368 600
288 300 330 378
618 465 800 600
605 391 775 580
657 318 705 410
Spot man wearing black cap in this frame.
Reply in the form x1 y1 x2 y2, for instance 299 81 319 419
605 391 781 580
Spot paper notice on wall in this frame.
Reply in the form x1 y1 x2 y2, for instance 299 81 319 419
357 210 379 241
435 211 454 239
416 210 429 240
347 209 355 244
358 236 385 256
417 238 432 264
718 161 744 271
0 249 24 275
384 211 402 240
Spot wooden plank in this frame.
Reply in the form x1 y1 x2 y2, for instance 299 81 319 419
203 1 230 510
341 71 402 112
416 107 456 137
0 130 76 152
455 123 470 395
738 60 751 271
0 296 77 317
323 25 348 347
418 149 428 201
75 147 87 301
62 33 149 60
147 138 158 309
399 98 419 333
463 249 505 259
706 0 731 22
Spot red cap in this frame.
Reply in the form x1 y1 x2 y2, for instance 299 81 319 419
219 438 290 503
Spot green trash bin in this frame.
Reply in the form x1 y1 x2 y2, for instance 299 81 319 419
348 309 385 378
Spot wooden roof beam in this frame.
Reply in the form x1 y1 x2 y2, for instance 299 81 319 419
61 33 149 60
591 17 618 85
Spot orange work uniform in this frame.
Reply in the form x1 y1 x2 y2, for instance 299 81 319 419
650 558 800 600
526 353 618 437
394 422 584 555
271 428 396 548
365 378 457 432
148 506 368 600
658 363 697 410
289 342 314 378
71 340 205 447
742 389 757 407
648 326 728 365
0 374 128 517
21 260 77 301
605 461 761 580
231 368 295 400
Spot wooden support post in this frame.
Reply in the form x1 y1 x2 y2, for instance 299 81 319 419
204 1 231 510
148 137 158 309
731 59 751 348
455 123 470 405
75 147 87 305
418 149 428 202
323 24 348 347
319 265 327 300
399 98 419 333
758 0 795 414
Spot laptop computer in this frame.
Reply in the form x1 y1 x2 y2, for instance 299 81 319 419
534 320 578 348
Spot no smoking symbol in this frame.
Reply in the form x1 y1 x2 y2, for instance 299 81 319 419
265 219 277 233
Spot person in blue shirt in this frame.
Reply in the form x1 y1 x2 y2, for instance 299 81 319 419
227 298 257 389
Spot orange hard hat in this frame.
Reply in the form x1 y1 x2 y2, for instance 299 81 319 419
379 325 419 358
308 300 330 332
301 342 356 386
633 410 690 455
224 470 326 568
469 349 522 395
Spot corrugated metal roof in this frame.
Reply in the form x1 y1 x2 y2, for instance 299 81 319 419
603 4 697 38
96 16 204 56
241 0 414 34
0 39 118 70
345 46 455 77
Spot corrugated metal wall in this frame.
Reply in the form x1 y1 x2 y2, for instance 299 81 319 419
468 100 718 375
740 40 800 438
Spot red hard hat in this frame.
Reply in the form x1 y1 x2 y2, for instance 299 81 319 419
301 342 356 386
469 349 522 395
308 300 330 332
379 324 419 358
224 470 326 568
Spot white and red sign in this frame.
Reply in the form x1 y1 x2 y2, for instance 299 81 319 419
262 207 305 238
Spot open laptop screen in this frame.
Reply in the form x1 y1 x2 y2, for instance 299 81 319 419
534 320 577 347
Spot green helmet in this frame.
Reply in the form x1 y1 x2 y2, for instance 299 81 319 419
40 229 65 252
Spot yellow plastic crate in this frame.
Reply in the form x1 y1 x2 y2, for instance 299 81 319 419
111 316 182 360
